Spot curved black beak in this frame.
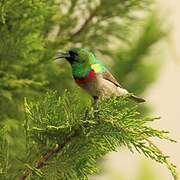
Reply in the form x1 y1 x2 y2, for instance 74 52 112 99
55 52 71 59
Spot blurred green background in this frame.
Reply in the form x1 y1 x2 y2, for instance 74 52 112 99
0 0 179 179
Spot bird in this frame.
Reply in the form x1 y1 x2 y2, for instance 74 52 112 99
55 48 145 103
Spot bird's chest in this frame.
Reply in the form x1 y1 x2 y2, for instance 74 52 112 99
75 72 116 98
74 72 102 96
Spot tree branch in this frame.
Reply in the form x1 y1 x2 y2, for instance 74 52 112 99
20 130 79 180
145 138 178 180
70 3 102 38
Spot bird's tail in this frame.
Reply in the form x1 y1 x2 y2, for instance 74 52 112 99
130 95 146 103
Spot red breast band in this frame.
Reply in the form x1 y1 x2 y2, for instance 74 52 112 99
75 70 94 84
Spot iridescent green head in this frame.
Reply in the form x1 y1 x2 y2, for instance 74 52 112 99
56 48 96 65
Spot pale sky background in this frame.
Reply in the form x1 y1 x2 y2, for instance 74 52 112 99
147 0 180 178
91 0 180 179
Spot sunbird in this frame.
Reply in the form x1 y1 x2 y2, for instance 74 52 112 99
56 48 145 103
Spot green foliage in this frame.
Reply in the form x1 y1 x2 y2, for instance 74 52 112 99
0 127 10 179
0 0 58 122
19 91 177 180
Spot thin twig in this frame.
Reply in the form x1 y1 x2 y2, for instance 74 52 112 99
70 3 102 38
20 130 79 180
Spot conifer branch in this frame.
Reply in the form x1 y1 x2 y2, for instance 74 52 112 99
19 92 178 180
145 138 178 180
20 129 80 180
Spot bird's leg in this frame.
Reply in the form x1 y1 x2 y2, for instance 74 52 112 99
93 96 99 106
83 96 99 121
92 96 99 113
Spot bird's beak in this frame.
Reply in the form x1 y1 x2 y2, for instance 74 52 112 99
54 52 71 64
55 52 71 59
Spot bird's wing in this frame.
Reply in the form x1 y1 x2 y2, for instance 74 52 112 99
103 72 146 103
91 63 122 87
102 71 123 88
91 65 145 103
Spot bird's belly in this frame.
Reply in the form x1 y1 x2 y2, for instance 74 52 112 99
77 75 128 98
97 78 128 97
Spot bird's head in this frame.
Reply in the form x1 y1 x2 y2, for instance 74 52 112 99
56 48 96 66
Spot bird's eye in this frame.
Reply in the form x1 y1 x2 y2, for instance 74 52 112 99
69 51 78 57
